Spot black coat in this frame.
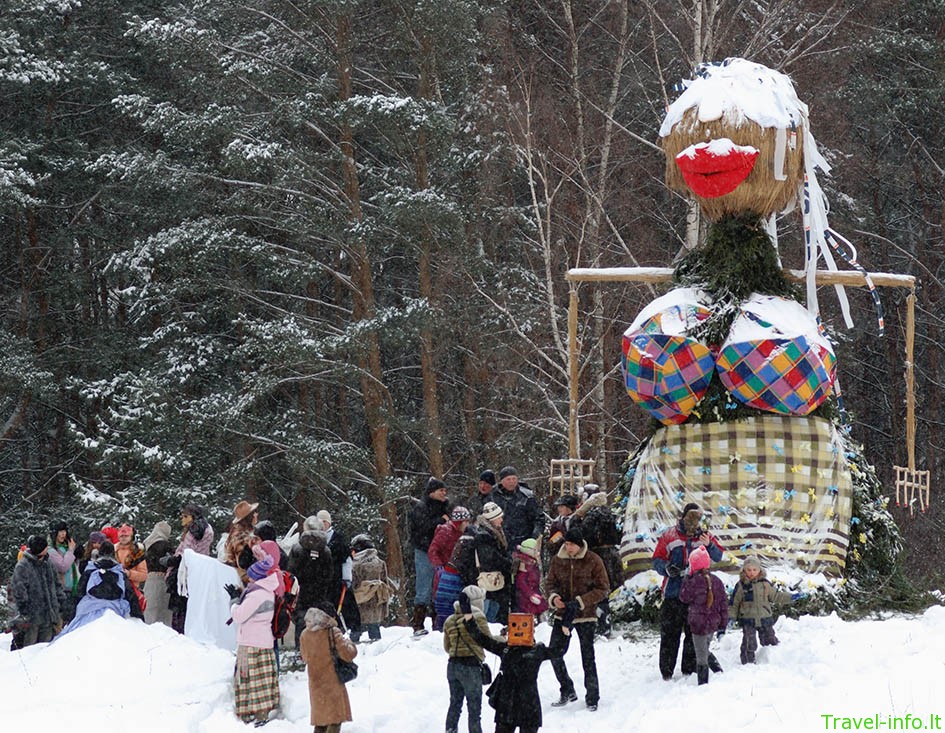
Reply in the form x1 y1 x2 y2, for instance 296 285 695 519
144 539 171 573
453 519 510 587
288 530 335 614
467 489 494 514
11 553 65 626
489 485 543 551
325 528 350 595
574 506 622 549
76 557 144 620
466 618 566 728
325 527 361 630
408 495 451 551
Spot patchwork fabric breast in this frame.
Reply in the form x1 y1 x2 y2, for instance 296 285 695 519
716 294 836 415
621 288 716 425
622 291 836 423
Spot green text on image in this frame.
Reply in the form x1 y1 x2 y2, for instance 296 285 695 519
821 714 942 730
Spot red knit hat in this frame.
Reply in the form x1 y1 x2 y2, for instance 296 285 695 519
101 526 120 544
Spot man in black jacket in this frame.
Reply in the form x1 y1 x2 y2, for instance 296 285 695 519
318 509 361 633
288 518 335 648
408 476 451 635
468 469 496 513
489 467 543 553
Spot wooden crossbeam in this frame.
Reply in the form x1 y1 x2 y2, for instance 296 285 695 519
565 266 915 288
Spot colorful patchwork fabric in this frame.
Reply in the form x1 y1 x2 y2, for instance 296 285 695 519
619 415 852 576
622 332 715 424
622 292 836 421
621 287 715 425
717 295 836 415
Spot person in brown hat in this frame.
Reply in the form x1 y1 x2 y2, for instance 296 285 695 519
225 500 260 584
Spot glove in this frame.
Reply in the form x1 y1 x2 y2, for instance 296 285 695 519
560 600 579 633
223 583 242 600
665 564 683 578
458 591 472 615
160 553 181 570
791 592 809 602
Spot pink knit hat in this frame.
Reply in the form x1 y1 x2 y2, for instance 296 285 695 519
259 540 281 569
688 545 711 575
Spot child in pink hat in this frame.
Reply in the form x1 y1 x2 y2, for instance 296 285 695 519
678 545 728 685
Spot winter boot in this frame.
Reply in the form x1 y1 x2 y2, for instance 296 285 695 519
551 691 578 707
696 665 709 685
759 626 780 646
411 605 429 636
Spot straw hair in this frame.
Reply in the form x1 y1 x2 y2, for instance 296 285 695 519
662 108 806 221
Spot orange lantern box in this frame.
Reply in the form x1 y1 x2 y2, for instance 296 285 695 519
507 613 535 647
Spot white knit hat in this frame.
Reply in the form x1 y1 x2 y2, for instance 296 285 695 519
481 502 503 521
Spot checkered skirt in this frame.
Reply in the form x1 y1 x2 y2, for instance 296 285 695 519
619 415 852 576
234 645 280 719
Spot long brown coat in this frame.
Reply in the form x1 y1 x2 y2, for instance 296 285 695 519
300 624 358 726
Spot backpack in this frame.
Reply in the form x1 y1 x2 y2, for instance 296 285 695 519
271 569 299 640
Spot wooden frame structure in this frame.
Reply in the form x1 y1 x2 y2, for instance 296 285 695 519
549 458 594 498
563 266 929 513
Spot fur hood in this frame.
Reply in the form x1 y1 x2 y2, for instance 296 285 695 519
739 566 768 582
353 546 379 563
475 514 508 550
304 606 338 631
576 490 607 516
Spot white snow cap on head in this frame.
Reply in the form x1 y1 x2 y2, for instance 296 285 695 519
659 58 810 137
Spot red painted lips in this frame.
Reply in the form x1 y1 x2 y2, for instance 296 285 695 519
675 140 759 198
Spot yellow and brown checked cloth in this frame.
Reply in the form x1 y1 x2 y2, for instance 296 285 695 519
620 415 852 576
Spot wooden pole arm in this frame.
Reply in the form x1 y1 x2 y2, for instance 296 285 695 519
566 266 916 288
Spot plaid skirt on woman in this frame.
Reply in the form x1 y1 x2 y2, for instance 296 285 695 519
235 645 280 721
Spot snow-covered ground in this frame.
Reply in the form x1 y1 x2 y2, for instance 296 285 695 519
3 605 944 733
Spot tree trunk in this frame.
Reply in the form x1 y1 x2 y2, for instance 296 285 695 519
336 11 406 622
415 35 444 479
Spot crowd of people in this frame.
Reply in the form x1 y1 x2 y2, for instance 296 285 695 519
6 471 801 733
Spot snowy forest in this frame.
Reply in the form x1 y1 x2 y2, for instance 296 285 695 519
2 0 944 605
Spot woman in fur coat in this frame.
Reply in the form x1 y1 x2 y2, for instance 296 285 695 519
300 604 358 733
